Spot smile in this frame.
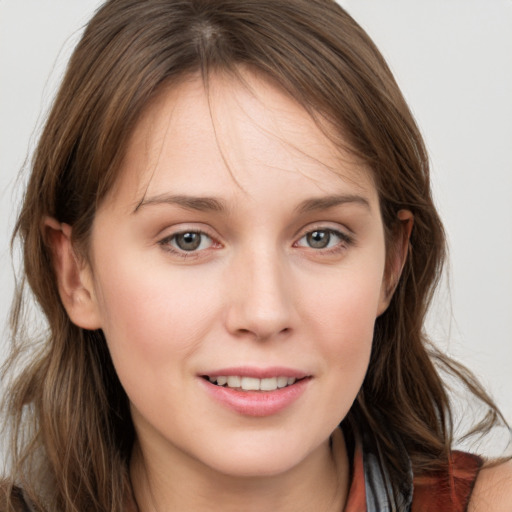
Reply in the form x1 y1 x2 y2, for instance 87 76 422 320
206 375 298 391
201 375 310 417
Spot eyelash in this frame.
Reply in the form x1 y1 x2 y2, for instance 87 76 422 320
294 228 354 255
158 227 354 259
158 230 218 258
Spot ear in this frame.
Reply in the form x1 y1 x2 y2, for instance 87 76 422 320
44 217 102 330
377 209 414 315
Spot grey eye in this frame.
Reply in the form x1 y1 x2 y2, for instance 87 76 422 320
306 230 332 249
174 232 205 251
296 228 350 251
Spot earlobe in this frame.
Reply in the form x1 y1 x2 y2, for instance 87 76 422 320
377 209 414 315
44 217 102 330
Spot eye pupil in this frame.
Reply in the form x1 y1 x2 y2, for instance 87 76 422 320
307 230 330 249
176 232 201 251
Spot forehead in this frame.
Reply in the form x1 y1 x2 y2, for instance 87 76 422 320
107 70 378 212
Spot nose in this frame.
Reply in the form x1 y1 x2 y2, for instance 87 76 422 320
224 247 294 341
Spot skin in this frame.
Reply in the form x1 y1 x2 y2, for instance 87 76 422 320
48 70 412 511
469 461 512 512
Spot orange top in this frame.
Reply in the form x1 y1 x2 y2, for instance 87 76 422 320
341 427 482 512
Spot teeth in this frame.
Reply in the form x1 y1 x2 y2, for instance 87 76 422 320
227 376 241 388
241 377 260 391
277 376 288 388
216 376 228 386
208 375 300 391
260 377 277 391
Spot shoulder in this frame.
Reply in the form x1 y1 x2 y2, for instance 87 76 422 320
468 459 512 512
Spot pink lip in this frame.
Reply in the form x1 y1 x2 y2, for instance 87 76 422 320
198 367 311 417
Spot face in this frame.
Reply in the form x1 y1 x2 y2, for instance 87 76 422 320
81 71 392 478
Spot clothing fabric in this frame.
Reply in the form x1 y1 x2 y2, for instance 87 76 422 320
338 425 482 512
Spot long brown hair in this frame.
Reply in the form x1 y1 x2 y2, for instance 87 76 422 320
1 0 508 510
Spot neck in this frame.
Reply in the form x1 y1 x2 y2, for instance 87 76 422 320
129 429 349 512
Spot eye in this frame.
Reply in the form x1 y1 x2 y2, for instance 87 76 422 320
295 228 352 251
160 231 214 253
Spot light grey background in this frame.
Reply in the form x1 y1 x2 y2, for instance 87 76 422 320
1 1 511 425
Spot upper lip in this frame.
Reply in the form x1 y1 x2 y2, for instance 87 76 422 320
200 366 310 379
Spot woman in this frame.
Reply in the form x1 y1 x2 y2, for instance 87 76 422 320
1 1 511 510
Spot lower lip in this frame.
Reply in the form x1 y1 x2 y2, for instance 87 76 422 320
200 378 310 417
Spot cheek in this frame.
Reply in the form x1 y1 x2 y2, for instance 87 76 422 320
303 262 383 380
92 254 220 370
293 273 378 436
306 264 384 337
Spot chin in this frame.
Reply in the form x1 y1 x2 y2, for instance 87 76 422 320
208 454 303 479
196 433 325 480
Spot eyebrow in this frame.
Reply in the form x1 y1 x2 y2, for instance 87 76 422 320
295 194 371 214
133 193 370 214
134 194 227 213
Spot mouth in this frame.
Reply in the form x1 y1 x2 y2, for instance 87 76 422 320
199 369 310 416
202 375 305 392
